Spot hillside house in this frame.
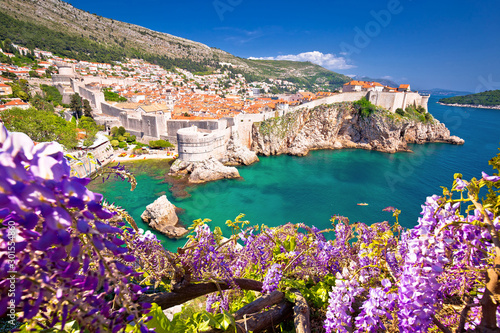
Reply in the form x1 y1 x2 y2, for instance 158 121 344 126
343 80 364 92
3 99 30 110
398 84 411 92
0 83 13 96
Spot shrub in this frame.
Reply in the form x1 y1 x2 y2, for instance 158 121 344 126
353 97 376 117
149 139 174 149
118 141 127 148
395 108 405 116
117 135 126 142
110 139 119 147
117 126 126 136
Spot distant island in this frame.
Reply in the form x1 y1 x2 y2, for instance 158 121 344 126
438 90 500 109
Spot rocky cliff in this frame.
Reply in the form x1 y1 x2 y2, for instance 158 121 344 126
222 132 259 166
251 103 464 156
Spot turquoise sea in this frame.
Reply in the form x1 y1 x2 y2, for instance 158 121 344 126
88 96 500 251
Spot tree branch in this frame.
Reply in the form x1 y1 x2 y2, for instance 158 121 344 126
291 289 311 333
137 278 263 309
456 296 473 333
233 290 284 320
203 300 293 333
432 315 452 333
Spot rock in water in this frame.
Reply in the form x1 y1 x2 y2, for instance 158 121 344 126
141 195 188 238
169 157 240 184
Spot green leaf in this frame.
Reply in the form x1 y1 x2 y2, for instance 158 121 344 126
144 303 170 333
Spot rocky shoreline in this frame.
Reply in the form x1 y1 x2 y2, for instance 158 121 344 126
437 102 500 110
168 157 241 184
251 103 464 156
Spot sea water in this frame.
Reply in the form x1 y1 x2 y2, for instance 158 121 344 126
89 96 500 251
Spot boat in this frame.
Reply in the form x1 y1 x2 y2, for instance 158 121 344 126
357 203 369 206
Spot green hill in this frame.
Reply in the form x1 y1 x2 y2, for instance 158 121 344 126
439 90 500 107
0 0 350 91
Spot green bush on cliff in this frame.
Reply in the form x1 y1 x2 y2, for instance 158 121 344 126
354 97 377 117
395 108 405 116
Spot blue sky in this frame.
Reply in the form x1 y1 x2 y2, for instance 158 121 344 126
65 0 500 92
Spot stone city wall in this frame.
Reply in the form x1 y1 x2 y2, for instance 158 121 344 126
295 91 429 113
177 126 227 162
69 141 113 178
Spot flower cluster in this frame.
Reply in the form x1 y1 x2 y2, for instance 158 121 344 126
0 125 151 331
262 263 283 293
324 267 364 333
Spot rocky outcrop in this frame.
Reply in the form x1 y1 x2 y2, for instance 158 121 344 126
141 195 188 239
251 103 464 156
222 132 259 166
169 157 240 184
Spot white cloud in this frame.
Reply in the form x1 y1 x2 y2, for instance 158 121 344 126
249 51 355 70
381 75 394 80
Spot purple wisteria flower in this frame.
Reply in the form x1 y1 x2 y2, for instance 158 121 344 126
482 171 500 182
262 263 283 293
0 124 150 331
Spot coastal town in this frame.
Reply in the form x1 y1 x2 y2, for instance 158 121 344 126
1 43 421 117
2 0 495 331
0 41 434 179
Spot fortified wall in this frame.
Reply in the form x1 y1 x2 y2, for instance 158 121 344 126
98 102 168 142
68 135 113 178
73 83 105 113
295 91 430 112
177 126 227 162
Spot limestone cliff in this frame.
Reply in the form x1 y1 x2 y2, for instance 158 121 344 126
141 195 188 239
251 103 464 156
222 131 259 166
169 157 241 184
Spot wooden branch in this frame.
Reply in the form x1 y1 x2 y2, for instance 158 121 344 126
203 300 294 333
456 296 473 333
432 316 452 333
233 290 284 320
291 289 311 333
480 268 500 330
137 278 263 309
239 301 293 332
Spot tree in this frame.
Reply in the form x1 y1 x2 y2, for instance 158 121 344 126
30 93 54 112
117 126 126 136
1 71 16 80
28 70 40 78
70 93 83 118
1 107 78 148
78 116 101 146
3 38 14 53
83 99 93 118
110 126 119 137
149 139 174 149
40 84 63 106
14 89 29 101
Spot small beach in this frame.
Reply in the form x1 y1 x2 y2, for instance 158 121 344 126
111 152 176 163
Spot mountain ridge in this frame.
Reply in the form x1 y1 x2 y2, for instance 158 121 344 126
0 0 351 90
